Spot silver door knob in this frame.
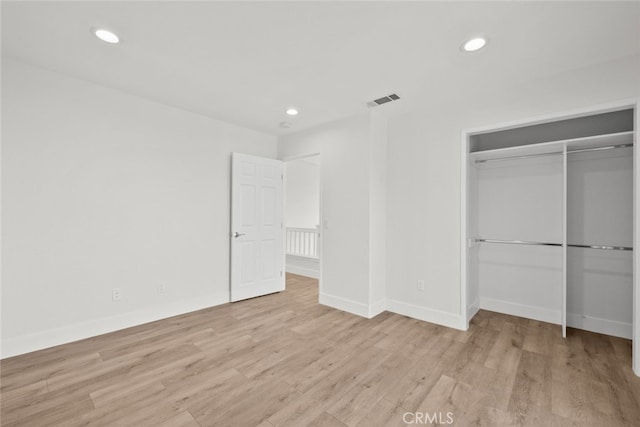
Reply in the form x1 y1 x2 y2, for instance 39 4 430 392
233 232 245 238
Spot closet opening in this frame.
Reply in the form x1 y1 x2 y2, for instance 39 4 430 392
462 101 639 375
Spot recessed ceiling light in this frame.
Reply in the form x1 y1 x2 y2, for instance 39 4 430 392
279 122 293 129
93 28 120 44
285 108 299 116
462 37 486 52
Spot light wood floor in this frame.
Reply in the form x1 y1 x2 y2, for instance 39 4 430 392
2 274 640 426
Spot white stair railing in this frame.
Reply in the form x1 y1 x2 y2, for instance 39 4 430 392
286 227 320 259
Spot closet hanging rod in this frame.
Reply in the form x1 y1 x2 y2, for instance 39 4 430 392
475 151 561 164
569 143 634 154
568 244 633 252
474 143 633 164
475 238 562 247
475 239 633 251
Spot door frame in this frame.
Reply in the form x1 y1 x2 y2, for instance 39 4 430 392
281 153 323 300
460 97 640 376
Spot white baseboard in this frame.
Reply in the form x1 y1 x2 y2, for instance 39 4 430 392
477 298 632 339
286 265 320 279
369 299 387 318
386 299 466 330
319 292 370 318
566 313 632 339
1 292 230 359
479 297 561 325
467 298 480 322
286 255 320 279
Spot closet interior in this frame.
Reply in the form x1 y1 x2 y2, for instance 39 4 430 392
466 108 635 341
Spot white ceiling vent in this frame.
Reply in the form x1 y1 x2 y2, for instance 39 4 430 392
367 93 400 108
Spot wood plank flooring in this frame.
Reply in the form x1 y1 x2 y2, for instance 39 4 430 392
2 273 640 426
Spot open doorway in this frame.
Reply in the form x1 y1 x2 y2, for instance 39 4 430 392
284 155 320 279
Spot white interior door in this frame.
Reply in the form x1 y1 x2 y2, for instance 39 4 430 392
230 153 284 302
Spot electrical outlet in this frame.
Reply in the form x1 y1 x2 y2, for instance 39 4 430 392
159 282 166 294
417 280 425 292
112 288 122 301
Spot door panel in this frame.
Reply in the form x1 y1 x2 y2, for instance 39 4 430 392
231 153 284 302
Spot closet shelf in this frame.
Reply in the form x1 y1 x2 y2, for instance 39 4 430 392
475 238 633 251
565 131 634 151
472 131 634 165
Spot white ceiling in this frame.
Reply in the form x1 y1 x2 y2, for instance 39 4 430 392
2 1 639 136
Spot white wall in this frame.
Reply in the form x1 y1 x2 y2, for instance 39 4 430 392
284 159 319 229
386 54 640 329
279 114 373 316
1 58 277 358
368 110 387 315
386 106 468 328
